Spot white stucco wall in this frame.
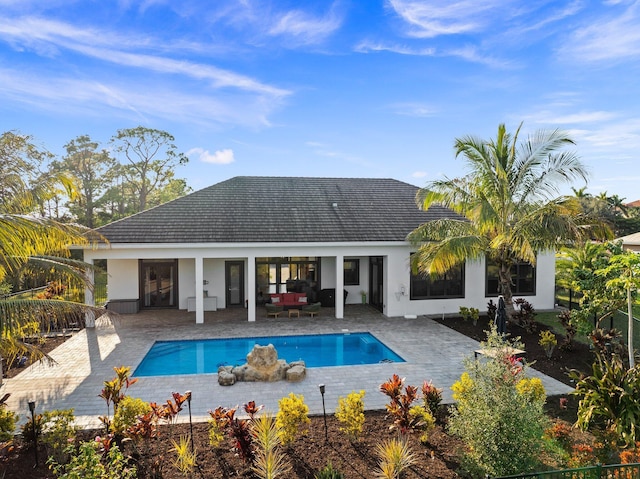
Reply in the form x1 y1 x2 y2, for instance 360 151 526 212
105 259 139 300
87 244 556 320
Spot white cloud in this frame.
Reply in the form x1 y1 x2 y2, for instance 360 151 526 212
0 17 289 97
561 2 640 62
386 0 506 38
0 67 280 127
188 147 235 165
355 40 436 56
390 102 437 118
412 171 428 178
268 6 343 45
530 110 618 125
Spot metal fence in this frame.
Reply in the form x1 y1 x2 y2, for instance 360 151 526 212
495 462 640 479
555 287 640 353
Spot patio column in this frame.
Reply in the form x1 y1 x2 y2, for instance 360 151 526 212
84 258 96 328
247 256 256 322
335 254 344 319
195 256 204 324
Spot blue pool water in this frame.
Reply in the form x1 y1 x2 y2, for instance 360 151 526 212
133 332 404 377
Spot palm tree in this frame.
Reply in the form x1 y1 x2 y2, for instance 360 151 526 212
0 132 101 372
409 123 606 319
571 186 590 198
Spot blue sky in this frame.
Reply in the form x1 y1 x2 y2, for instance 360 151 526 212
1 1 640 201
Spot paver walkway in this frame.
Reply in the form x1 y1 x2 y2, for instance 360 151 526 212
2 305 573 428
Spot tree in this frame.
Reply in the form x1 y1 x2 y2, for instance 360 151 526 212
556 242 626 325
596 250 640 368
409 123 605 319
0 131 100 366
110 127 188 213
51 135 116 228
0 131 72 216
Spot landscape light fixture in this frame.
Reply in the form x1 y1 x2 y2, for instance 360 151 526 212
319 384 328 442
185 391 194 452
28 400 38 467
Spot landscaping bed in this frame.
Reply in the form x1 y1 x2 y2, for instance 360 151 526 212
1 313 596 478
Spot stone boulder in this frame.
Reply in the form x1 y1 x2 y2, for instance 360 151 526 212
286 365 306 382
217 344 306 385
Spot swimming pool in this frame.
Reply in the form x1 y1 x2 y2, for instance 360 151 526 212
133 332 404 377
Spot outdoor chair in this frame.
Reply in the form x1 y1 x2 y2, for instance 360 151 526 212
302 302 322 318
265 303 283 318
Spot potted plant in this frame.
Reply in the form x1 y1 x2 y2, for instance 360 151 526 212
360 290 367 304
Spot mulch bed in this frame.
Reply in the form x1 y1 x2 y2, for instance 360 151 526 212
1 314 594 478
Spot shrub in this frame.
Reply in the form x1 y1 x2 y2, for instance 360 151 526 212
619 442 640 464
276 393 309 446
538 330 557 359
207 403 263 461
315 462 345 479
98 366 138 432
0 404 17 442
251 414 290 479
41 409 78 464
459 306 479 324
207 408 228 448
448 328 550 477
335 390 366 441
20 412 44 447
544 421 573 451
421 380 443 417
516 377 546 403
379 374 422 434
513 298 537 333
111 397 151 436
409 405 435 443
558 310 577 351
570 351 640 447
374 437 417 479
487 299 497 322
568 443 597 468
49 441 137 479
171 435 197 478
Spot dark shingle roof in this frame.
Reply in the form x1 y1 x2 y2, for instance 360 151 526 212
97 176 455 243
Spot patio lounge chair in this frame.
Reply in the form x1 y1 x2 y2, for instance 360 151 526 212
265 303 283 318
302 302 322 318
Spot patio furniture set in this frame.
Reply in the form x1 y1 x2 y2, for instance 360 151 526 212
265 292 322 318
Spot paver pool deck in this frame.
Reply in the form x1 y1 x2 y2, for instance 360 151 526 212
2 305 573 428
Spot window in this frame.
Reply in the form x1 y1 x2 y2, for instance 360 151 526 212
486 260 535 296
344 259 360 285
410 260 464 299
255 257 319 295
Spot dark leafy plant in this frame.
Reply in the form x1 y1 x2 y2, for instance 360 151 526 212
487 299 497 322
513 298 537 333
207 402 263 462
558 309 577 351
20 411 43 448
421 380 443 417
589 328 626 362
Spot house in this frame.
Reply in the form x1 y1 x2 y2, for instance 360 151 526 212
616 232 640 252
83 176 556 323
